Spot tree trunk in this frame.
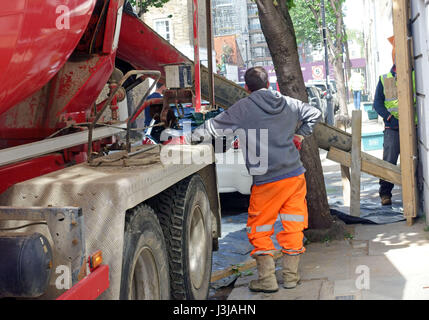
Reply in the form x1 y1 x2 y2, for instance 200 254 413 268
255 0 332 230
329 4 349 119
255 0 307 101
333 57 349 118
343 25 352 80
300 134 334 229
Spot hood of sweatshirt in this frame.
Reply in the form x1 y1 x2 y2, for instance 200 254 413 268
248 89 287 115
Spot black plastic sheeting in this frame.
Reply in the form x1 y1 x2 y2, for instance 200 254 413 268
330 203 405 225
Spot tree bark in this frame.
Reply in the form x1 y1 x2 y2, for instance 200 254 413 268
300 134 334 229
255 0 307 102
330 2 349 119
255 0 332 230
333 57 349 118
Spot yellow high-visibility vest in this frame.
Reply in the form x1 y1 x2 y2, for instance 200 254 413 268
380 71 417 124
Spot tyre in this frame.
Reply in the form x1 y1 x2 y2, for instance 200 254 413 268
120 204 170 300
151 174 213 300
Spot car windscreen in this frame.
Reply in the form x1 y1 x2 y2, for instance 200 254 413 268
306 88 316 98
314 84 326 91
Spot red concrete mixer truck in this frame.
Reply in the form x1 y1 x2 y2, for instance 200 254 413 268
0 0 248 300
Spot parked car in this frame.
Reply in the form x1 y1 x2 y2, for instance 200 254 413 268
306 84 327 122
308 80 340 114
215 137 252 195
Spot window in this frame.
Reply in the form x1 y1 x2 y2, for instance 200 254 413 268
248 4 258 17
254 60 272 67
250 33 265 44
154 19 172 42
251 46 271 59
249 17 260 31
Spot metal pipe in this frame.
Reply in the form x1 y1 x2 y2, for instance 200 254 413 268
87 70 160 161
193 0 202 112
0 126 124 167
125 71 161 152
205 0 215 109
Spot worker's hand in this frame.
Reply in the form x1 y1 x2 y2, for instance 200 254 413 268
387 115 399 128
293 134 305 150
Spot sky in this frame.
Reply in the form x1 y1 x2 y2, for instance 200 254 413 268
343 0 365 32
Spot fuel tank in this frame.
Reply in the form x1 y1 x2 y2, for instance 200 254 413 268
0 0 96 116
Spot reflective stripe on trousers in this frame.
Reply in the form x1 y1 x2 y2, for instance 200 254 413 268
247 174 309 257
280 214 305 223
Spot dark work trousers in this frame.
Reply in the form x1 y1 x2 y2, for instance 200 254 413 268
379 128 400 197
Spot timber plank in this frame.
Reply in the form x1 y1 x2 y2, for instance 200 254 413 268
327 147 402 186
393 0 418 220
350 111 362 217
314 122 352 152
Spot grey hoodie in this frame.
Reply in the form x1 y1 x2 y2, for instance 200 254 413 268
193 88 322 185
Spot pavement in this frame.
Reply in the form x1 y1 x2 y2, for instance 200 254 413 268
228 218 429 300
211 103 429 300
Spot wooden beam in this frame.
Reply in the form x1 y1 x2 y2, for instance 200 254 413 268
341 166 351 207
327 147 402 186
336 120 351 206
393 0 418 224
350 111 362 217
314 122 352 152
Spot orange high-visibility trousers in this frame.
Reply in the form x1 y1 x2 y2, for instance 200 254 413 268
247 173 308 257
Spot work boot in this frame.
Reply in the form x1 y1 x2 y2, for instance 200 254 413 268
282 254 301 289
381 195 392 206
249 255 279 293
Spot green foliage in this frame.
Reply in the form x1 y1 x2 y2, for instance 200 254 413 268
286 0 296 8
344 232 354 240
230 264 254 277
347 29 365 56
128 0 171 14
323 235 331 244
289 0 345 48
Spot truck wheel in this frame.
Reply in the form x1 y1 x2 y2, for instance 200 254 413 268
153 174 213 300
120 204 170 300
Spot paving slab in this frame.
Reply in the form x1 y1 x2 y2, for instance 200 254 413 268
354 219 429 256
333 280 363 300
227 218 429 300
228 279 331 300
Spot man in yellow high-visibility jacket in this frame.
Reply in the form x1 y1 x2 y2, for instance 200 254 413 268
373 64 417 205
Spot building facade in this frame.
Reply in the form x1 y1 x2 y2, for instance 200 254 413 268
211 0 273 69
142 0 210 64
362 0 394 97
212 0 249 68
246 1 272 67
411 0 429 223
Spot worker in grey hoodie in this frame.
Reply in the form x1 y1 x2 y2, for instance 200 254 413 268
192 67 322 293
